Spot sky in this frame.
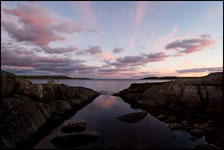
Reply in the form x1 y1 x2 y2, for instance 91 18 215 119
1 1 223 79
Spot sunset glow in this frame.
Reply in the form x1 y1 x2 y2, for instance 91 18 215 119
1 1 223 78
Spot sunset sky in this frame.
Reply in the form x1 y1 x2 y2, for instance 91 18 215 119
1 1 223 78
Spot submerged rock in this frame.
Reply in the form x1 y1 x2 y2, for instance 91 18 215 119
50 130 99 148
61 121 86 133
117 112 147 123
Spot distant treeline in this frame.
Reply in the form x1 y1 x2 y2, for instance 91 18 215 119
141 76 197 80
17 75 91 80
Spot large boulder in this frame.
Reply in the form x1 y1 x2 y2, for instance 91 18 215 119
1 70 16 97
14 78 35 97
67 86 98 101
206 86 223 113
142 84 169 106
1 97 46 148
33 84 54 103
179 86 201 108
52 84 67 100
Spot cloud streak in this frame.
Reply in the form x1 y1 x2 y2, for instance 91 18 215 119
106 52 169 68
176 67 223 74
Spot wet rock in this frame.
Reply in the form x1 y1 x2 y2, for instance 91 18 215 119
195 144 221 150
157 114 167 120
189 129 204 138
117 112 147 123
1 70 16 97
168 123 183 130
61 121 86 133
50 130 99 148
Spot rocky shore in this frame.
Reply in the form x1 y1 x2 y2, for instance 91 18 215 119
0 70 99 149
114 72 223 148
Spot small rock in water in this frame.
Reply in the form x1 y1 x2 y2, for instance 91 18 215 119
157 114 167 120
168 116 176 121
61 120 86 133
50 130 99 148
117 112 147 123
168 123 183 130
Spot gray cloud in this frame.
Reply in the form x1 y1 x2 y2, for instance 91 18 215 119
176 67 223 74
85 46 102 55
1 43 98 76
112 48 125 54
40 46 79 54
106 52 169 68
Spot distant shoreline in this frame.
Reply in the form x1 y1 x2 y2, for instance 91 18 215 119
17 75 91 80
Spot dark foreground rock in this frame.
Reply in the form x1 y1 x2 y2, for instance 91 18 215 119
114 72 223 113
0 70 99 149
114 72 223 148
117 112 147 123
50 130 99 148
61 121 86 133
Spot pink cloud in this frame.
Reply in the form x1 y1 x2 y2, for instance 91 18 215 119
166 34 216 54
2 3 96 47
98 52 116 61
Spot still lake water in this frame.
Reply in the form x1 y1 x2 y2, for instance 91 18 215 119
29 79 207 149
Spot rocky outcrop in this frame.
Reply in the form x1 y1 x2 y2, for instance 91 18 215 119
114 72 223 113
0 70 99 149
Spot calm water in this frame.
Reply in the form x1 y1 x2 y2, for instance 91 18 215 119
28 79 170 93
30 79 207 149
